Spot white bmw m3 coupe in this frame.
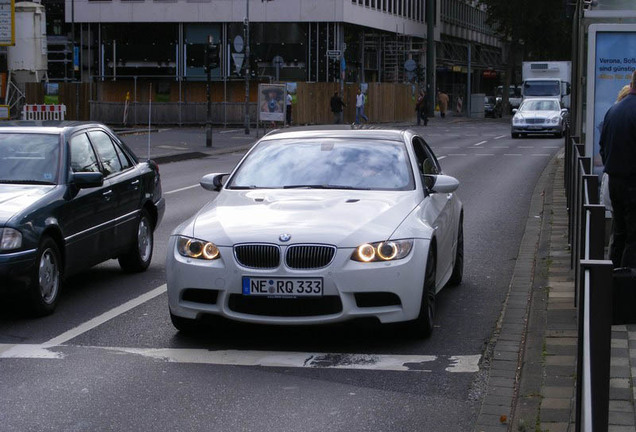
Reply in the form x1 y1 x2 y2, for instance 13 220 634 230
166 128 463 338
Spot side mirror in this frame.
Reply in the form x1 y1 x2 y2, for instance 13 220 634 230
561 108 569 114
512 109 518 114
71 172 104 189
200 173 229 192
424 174 459 194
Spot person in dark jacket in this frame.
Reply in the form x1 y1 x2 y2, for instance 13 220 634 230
330 91 346 124
599 70 636 268
416 90 428 126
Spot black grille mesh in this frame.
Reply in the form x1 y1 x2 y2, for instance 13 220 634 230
234 244 280 268
285 245 336 269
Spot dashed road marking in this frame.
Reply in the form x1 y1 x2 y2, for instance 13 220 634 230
165 184 200 195
474 140 487 146
493 135 507 140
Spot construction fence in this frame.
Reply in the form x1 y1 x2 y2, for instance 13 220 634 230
25 81 417 126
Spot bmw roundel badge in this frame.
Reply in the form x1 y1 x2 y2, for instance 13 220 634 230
279 233 292 242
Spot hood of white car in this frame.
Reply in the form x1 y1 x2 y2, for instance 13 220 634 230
187 189 420 247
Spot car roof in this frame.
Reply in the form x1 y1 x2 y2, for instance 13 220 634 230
260 126 409 142
0 121 109 134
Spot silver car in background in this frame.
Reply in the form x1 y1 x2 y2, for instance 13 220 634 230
511 98 568 139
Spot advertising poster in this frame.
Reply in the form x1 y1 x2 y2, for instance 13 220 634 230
587 25 636 175
258 83 286 122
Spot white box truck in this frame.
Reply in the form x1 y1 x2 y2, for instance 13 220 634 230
521 61 572 108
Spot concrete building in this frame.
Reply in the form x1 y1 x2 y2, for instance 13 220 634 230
57 0 502 92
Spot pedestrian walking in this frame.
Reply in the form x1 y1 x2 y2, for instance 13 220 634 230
437 90 449 118
355 88 369 124
330 91 346 124
416 90 428 126
599 70 636 268
285 92 293 126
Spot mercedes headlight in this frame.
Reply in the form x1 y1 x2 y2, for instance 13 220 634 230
351 239 413 262
177 236 221 260
550 116 560 124
513 117 522 124
0 228 22 251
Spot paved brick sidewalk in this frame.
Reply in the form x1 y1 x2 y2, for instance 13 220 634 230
474 149 636 431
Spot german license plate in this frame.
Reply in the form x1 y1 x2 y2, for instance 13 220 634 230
242 277 323 297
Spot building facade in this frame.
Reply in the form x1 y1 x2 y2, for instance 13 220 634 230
57 0 502 92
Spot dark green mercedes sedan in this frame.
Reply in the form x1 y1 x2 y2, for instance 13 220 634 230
0 122 165 316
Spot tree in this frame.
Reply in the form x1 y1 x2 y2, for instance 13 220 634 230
478 0 572 60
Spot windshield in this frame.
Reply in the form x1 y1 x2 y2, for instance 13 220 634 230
496 86 521 98
227 138 414 191
523 80 560 97
0 133 60 184
520 100 560 112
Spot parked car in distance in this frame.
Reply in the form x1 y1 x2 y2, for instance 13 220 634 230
484 96 502 118
511 98 568 139
167 128 463 338
0 122 165 315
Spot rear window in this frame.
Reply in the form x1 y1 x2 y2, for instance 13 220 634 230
0 133 60 184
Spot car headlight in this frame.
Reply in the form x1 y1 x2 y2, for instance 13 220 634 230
550 116 560 124
513 117 522 124
176 236 221 260
0 228 22 251
351 239 413 262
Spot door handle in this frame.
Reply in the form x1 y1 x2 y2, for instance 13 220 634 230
103 189 113 200
130 179 140 190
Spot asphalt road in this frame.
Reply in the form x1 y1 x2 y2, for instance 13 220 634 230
0 119 562 431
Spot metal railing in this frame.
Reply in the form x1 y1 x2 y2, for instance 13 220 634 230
565 132 613 432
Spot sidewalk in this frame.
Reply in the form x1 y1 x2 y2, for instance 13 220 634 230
473 149 636 431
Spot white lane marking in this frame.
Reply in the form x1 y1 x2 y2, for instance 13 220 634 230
447 154 467 156
493 146 510 149
531 154 551 156
543 146 559 149
493 135 507 140
473 140 487 146
219 129 243 134
518 146 534 148
107 348 441 372
0 344 64 359
446 355 481 373
0 344 482 374
475 154 495 156
165 184 199 195
437 155 447 160
42 285 167 348
504 154 523 156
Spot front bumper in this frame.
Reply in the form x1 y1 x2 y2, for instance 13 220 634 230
166 237 430 325
0 248 37 290
511 125 562 134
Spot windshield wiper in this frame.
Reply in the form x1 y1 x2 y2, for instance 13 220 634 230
227 185 258 190
283 184 370 190
0 179 56 185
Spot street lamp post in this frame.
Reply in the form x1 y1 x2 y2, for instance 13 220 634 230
244 0 250 135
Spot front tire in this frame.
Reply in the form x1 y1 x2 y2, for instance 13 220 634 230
119 209 154 272
29 237 62 316
447 216 464 286
170 312 201 333
511 132 519 139
409 247 437 338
